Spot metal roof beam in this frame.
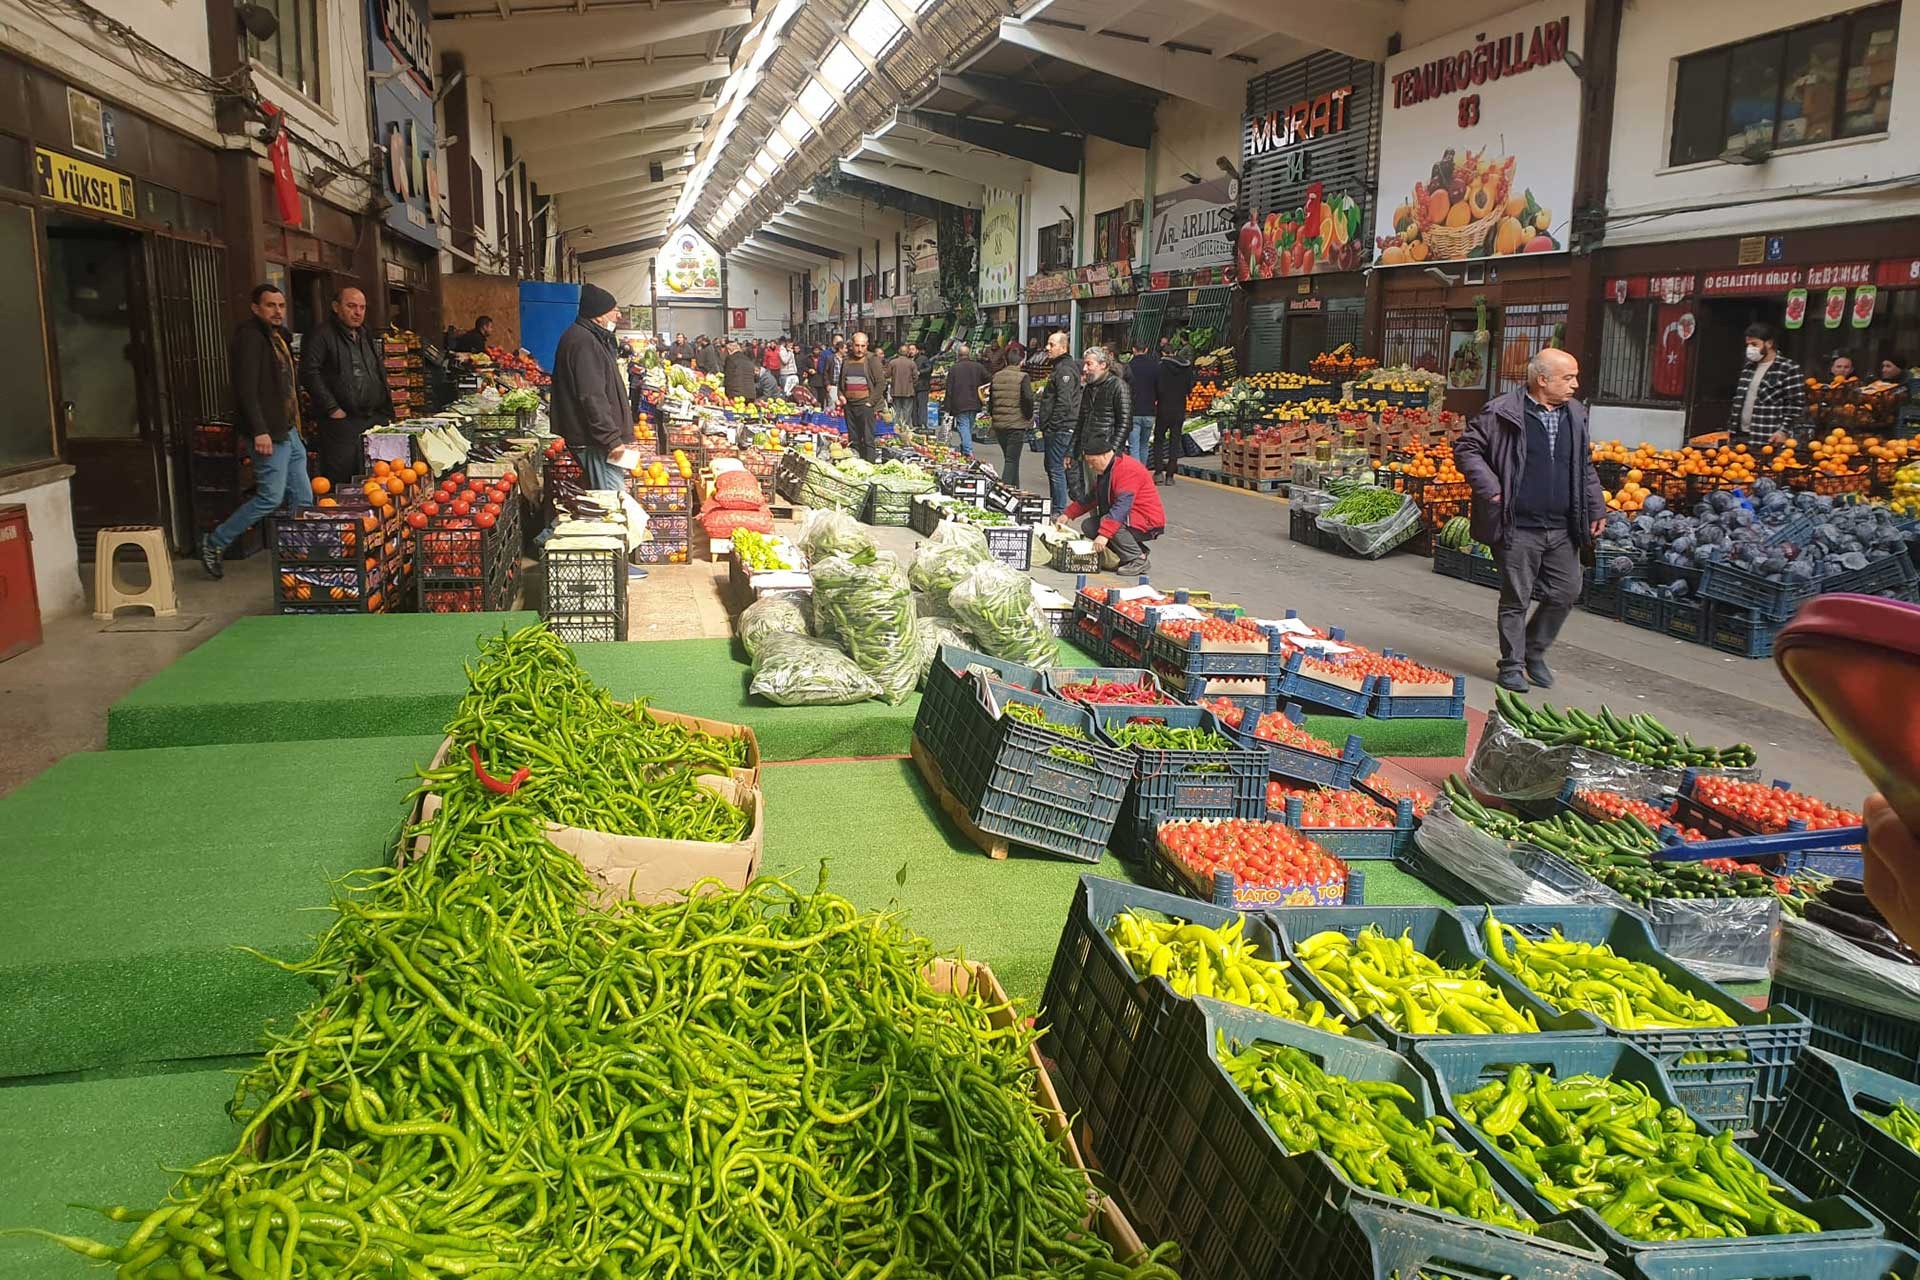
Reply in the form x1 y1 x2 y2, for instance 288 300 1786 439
860 131 1029 189
488 58 728 124
756 230 843 261
520 128 703 178
903 110 1079 173
837 159 982 209
434 2 749 78
1178 0 1396 62
505 99 715 150
530 149 700 192
995 21 1244 114
933 70 1151 148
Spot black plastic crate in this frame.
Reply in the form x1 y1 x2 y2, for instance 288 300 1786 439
916 673 1131 864
861 483 921 527
543 542 626 617
917 644 1046 745
1710 605 1781 658
1699 560 1821 622
1665 593 1714 643
1093 704 1266 860
1288 507 1319 546
1467 905 1812 1133
1119 997 1618 1280
1751 1048 1920 1247
1044 666 1176 707
797 463 866 513
274 555 384 607
1618 583 1672 632
1582 576 1623 619
416 522 515 582
418 578 513 613
545 610 625 642
1468 555 1504 590
1433 544 1474 581
908 493 946 535
980 523 1032 571
1771 980 1920 1088
1416 1035 1884 1275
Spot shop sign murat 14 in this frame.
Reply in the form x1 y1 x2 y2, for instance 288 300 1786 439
1375 1 1581 266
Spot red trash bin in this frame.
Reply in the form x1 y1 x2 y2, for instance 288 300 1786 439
0 504 43 662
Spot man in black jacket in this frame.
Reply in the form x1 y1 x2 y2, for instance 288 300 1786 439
942 344 990 457
1073 346 1132 475
1035 330 1080 515
299 286 389 488
453 315 492 354
551 283 635 492
201 283 311 578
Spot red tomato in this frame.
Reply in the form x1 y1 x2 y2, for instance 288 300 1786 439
407 511 429 529
420 501 441 517
452 499 473 516
475 511 497 529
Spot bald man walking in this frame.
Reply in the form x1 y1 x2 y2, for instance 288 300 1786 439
301 286 391 488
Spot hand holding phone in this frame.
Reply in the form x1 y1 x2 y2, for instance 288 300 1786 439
1865 794 1920 950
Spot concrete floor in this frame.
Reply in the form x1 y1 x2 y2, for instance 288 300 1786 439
0 480 1869 809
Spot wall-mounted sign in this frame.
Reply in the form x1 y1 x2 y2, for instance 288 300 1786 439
1805 262 1874 289
1607 274 1698 304
1851 286 1877 328
655 227 722 300
730 309 748 331
1784 287 1808 329
368 0 438 247
978 188 1020 307
1878 258 1920 287
1701 266 1805 296
67 88 106 158
34 147 133 218
376 0 435 93
1150 178 1236 272
1240 51 1380 279
1737 235 1767 265
1374 2 1581 267
1822 286 1847 328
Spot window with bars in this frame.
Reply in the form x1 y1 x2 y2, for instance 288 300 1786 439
1595 300 1690 406
1038 222 1072 270
1092 207 1136 263
1494 303 1569 396
250 0 322 101
1326 298 1365 352
1382 306 1448 375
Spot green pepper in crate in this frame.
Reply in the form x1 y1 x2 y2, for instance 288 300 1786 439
1109 911 1346 1032
1293 927 1541 1035
1480 912 1738 1034
1003 701 1095 765
1869 1098 1920 1153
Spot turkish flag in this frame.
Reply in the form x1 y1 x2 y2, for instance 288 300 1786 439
262 102 301 224
1650 304 1692 400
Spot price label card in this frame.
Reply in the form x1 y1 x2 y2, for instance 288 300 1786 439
1114 583 1162 601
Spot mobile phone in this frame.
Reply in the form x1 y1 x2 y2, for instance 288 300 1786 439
1772 594 1920 836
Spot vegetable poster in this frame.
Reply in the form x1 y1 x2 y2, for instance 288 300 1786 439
1373 1 1582 266
978 189 1020 307
654 227 722 299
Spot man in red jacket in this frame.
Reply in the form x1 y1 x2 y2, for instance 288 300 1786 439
1058 446 1166 574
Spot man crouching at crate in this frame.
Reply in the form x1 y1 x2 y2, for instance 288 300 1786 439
1056 447 1166 575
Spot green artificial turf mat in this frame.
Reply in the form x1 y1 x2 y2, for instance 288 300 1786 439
0 735 439 1079
759 759 1145 1002
0 1065 244 1280
1305 714 1468 759
1353 860 1457 907
106 612 540 750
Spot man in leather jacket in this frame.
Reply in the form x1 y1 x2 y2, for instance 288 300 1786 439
299 286 389 488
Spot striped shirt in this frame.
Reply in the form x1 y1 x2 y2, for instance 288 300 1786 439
1525 394 1564 460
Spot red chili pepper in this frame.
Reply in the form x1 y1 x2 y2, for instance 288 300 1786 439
469 742 531 794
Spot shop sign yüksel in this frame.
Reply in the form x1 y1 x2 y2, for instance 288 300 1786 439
1374 1 1581 266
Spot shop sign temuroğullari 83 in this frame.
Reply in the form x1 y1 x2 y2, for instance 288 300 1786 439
1374 1 1581 266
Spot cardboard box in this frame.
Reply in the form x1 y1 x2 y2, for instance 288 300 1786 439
641 707 761 788
416 734 763 903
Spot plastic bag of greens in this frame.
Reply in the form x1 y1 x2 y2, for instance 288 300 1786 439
1316 488 1421 558
797 508 875 564
811 551 922 703
908 521 993 615
915 618 976 685
737 595 810 660
750 633 883 706
948 560 1056 669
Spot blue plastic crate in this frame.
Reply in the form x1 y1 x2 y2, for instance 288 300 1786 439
1269 791 1417 861
1233 702 1374 789
1368 669 1466 719
1699 560 1821 622
1463 904 1812 1133
1267 906 1598 1053
1274 649 1376 717
1617 581 1673 632
1146 827 1365 910
1665 593 1715 644
1751 1049 1920 1248
1709 605 1781 658
1632 1238 1918 1280
1106 586 1188 650
1468 554 1504 589
1165 670 1279 718
1093 704 1267 860
1771 980 1920 1088
1416 1036 1885 1275
1145 610 1285 677
1117 997 1619 1280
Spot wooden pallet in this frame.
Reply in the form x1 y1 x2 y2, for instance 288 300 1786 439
909 734 1009 860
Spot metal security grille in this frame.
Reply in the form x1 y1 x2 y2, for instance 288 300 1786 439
1242 52 1381 262
1131 292 1169 350
1185 286 1231 347
1326 297 1365 352
1382 306 1447 374
151 236 230 431
1596 300 1654 403
1248 300 1285 372
1496 302 1569 396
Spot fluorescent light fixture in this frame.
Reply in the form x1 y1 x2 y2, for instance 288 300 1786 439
780 106 812 140
848 0 902 56
820 43 863 92
797 80 835 120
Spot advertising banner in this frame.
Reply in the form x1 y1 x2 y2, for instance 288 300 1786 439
367 0 438 247
1373 1 1582 267
655 226 722 301
1237 52 1379 280
978 188 1020 306
1150 178 1235 273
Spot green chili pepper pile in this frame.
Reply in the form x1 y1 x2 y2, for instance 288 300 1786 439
1868 1099 1920 1153
1003 701 1097 765
1493 690 1756 769
1221 1042 1533 1233
451 625 749 840
1106 725 1238 753
1320 486 1405 525
1453 1067 1822 1240
1480 912 1738 1033
1107 912 1347 1033
1292 927 1542 1036
20 625 1181 1280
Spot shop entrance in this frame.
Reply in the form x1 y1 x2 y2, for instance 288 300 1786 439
1285 313 1328 375
1693 298 1780 436
46 218 166 555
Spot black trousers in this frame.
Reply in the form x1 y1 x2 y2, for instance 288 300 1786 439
317 416 371 487
1490 526 1583 675
1150 417 1181 478
1076 514 1151 570
843 398 878 461
996 428 1027 487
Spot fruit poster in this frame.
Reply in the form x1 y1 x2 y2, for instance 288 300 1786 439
1236 52 1378 280
1373 1 1582 267
978 188 1020 307
654 227 721 299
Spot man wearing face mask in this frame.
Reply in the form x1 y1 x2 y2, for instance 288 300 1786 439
552 283 636 492
1729 323 1807 451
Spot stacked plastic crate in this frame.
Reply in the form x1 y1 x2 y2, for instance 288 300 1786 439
543 528 628 642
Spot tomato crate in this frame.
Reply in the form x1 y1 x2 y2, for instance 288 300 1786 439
1044 666 1176 707
415 521 516 581
418 579 513 613
1633 1239 1918 1280
1274 650 1376 717
1156 669 1279 719
1460 905 1812 1133
1071 575 1111 624
1040 874 1319 1177
1750 1049 1920 1247
1268 908 1597 1051
1268 792 1418 861
980 523 1032 571
1432 544 1474 581
913 673 1131 864
1092 704 1267 861
1414 1035 1883 1277
1072 614 1112 663
664 422 703 449
1813 467 1875 497
1146 829 1362 911
1118 997 1618 1280
1105 589 1180 650
1770 981 1920 1089
1232 703 1373 790
1369 671 1466 719
1146 615 1285 678
1710 605 1781 658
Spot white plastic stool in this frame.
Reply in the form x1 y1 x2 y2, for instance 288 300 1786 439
93 525 178 620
